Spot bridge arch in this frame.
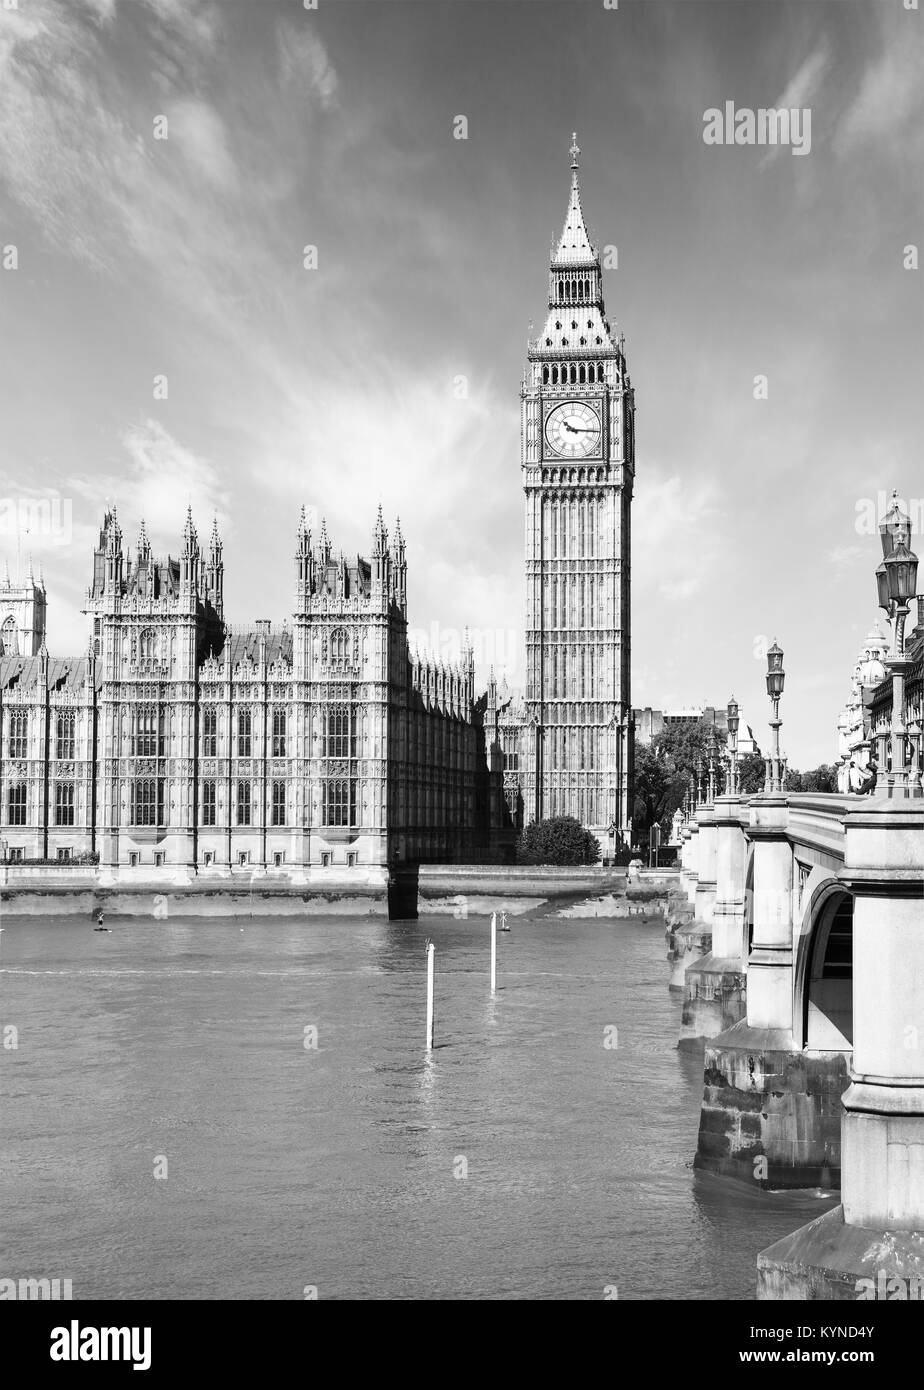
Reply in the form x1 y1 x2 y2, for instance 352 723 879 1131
794 876 853 1051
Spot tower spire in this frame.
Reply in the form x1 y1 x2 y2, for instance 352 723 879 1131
554 131 595 267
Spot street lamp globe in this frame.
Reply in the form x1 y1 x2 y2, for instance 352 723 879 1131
879 489 912 559
884 539 919 605
766 640 785 698
727 695 739 735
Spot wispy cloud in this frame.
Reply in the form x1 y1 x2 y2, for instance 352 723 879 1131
278 24 339 110
759 43 830 167
68 419 231 545
170 98 239 193
835 9 924 163
633 475 720 602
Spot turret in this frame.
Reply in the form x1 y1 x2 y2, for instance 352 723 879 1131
371 505 390 593
135 518 152 599
295 505 314 603
391 516 407 613
316 517 331 566
205 514 224 618
104 507 124 595
180 505 199 598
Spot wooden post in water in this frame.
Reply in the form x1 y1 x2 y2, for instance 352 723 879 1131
490 912 497 995
425 940 435 1050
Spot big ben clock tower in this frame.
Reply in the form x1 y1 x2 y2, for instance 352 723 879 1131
520 135 635 857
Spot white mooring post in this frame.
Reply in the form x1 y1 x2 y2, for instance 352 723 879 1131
490 912 497 995
425 940 435 1050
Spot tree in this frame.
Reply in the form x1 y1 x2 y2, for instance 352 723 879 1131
633 723 729 837
632 741 673 837
785 763 838 794
652 722 727 774
736 751 767 795
517 815 601 866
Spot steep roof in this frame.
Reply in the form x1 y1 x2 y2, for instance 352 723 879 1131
552 134 597 267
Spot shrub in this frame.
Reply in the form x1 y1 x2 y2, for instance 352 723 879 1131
516 816 601 866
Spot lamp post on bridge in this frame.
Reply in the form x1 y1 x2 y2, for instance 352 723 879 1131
707 729 717 803
876 491 919 799
765 640 785 793
694 755 704 809
726 695 739 795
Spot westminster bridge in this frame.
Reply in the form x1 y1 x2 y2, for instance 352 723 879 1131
672 787 924 1299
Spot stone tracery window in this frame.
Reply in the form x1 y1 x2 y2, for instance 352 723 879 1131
329 627 350 666
56 711 75 760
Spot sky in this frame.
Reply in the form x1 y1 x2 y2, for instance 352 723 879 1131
0 0 921 768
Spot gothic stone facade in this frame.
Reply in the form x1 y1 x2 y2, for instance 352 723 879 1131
488 137 635 856
0 509 503 878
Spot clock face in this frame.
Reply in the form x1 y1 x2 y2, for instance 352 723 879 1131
544 400 602 459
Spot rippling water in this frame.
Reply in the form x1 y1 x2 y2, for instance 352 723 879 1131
0 912 834 1300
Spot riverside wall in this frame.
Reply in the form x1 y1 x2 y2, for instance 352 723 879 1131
0 864 685 921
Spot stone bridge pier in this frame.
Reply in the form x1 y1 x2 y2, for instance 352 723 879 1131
679 792 748 1043
668 808 712 992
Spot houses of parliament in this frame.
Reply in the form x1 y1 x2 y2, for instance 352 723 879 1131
0 138 634 878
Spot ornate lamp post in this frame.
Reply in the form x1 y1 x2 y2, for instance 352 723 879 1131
726 695 739 794
765 640 785 793
707 729 716 803
878 532 919 798
694 755 703 809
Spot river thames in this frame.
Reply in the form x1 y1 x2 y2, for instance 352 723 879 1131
0 912 834 1300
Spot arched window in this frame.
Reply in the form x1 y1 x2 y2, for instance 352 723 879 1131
9 710 28 759
325 705 353 758
8 783 27 825
272 708 286 758
597 364 604 382
324 779 352 827
56 711 75 760
202 707 218 757
579 364 586 384
542 366 549 384
132 779 161 827
330 627 350 665
133 706 162 757
570 364 577 384
55 783 75 827
551 366 558 384
139 628 156 662
237 709 252 757
1 615 17 657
